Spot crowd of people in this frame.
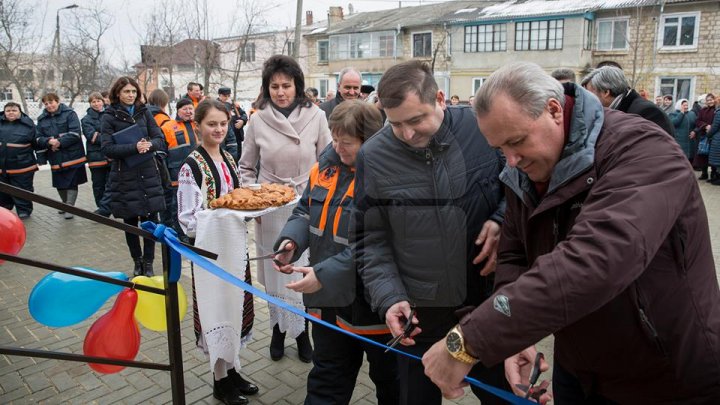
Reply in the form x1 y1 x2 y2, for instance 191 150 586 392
1 56 720 405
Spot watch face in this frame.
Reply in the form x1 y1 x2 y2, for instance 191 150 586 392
447 332 462 353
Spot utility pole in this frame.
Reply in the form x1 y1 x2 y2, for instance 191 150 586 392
293 0 302 59
39 4 78 94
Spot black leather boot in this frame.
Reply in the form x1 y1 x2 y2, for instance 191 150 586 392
213 374 248 405
296 321 313 363
142 257 154 277
133 257 143 277
227 368 259 395
270 324 285 361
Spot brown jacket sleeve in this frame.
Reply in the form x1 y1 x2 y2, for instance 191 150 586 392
460 113 697 366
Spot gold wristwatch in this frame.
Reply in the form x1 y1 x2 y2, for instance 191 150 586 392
446 325 479 364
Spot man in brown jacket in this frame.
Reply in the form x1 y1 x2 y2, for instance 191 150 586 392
423 62 720 403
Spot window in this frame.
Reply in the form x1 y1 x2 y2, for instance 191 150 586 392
317 40 329 63
318 79 329 99
583 18 593 50
328 31 395 60
0 88 12 101
40 69 54 81
286 40 295 56
596 18 628 51
658 77 693 102
23 88 34 100
472 78 485 95
240 42 256 62
19 69 33 81
659 12 700 49
515 19 563 51
465 24 506 52
413 32 432 57
434 73 449 96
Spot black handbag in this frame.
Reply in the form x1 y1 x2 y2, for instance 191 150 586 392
153 151 172 189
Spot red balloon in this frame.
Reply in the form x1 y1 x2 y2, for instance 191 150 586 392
0 207 26 264
83 288 141 373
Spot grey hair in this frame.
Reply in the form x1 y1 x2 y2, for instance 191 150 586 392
474 62 564 119
338 67 362 86
580 66 629 97
551 68 576 83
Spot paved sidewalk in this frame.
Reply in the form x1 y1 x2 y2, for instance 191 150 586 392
1 168 719 404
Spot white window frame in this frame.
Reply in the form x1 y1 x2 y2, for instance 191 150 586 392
412 31 433 58
595 17 629 51
317 40 329 63
464 23 507 53
656 76 694 104
318 79 329 100
472 78 486 95
434 72 450 96
1 87 13 101
515 19 564 51
658 12 700 50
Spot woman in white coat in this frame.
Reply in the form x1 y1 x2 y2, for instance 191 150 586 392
239 55 331 362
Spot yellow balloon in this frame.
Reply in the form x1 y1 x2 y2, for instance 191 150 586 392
132 276 188 331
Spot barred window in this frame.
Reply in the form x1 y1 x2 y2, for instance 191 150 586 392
515 19 563 51
465 24 506 52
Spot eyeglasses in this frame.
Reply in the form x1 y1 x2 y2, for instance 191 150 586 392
385 305 417 352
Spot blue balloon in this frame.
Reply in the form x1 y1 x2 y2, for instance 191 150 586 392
29 267 129 327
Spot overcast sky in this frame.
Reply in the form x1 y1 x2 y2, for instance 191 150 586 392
37 0 451 66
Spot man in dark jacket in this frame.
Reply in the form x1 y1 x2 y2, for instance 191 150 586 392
0 102 38 219
581 65 675 136
423 62 720 404
352 60 508 405
217 87 245 161
319 67 361 119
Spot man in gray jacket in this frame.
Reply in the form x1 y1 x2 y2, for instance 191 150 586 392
352 60 508 404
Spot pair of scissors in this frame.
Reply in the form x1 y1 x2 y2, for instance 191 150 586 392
385 305 417 353
247 241 293 267
515 352 548 401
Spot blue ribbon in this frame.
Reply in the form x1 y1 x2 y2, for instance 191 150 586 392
142 221 536 405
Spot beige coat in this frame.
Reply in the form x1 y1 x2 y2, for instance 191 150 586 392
239 103 331 195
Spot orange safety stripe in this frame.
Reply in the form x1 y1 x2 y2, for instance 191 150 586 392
332 178 355 237
51 156 87 170
335 316 390 336
88 161 108 168
171 180 179 187
4 164 38 174
62 156 87 167
315 168 339 233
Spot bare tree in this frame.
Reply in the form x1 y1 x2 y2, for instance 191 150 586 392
219 0 269 102
0 0 40 111
139 0 186 98
183 0 221 92
59 5 115 106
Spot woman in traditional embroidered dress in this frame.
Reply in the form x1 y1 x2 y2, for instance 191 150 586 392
239 55 331 362
177 99 259 405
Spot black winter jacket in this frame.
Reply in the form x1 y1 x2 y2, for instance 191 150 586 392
352 106 506 318
318 95 343 120
614 89 675 136
36 104 86 172
100 104 166 219
81 107 108 168
0 112 38 175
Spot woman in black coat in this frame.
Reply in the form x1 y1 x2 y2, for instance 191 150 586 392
36 93 87 219
100 76 166 276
